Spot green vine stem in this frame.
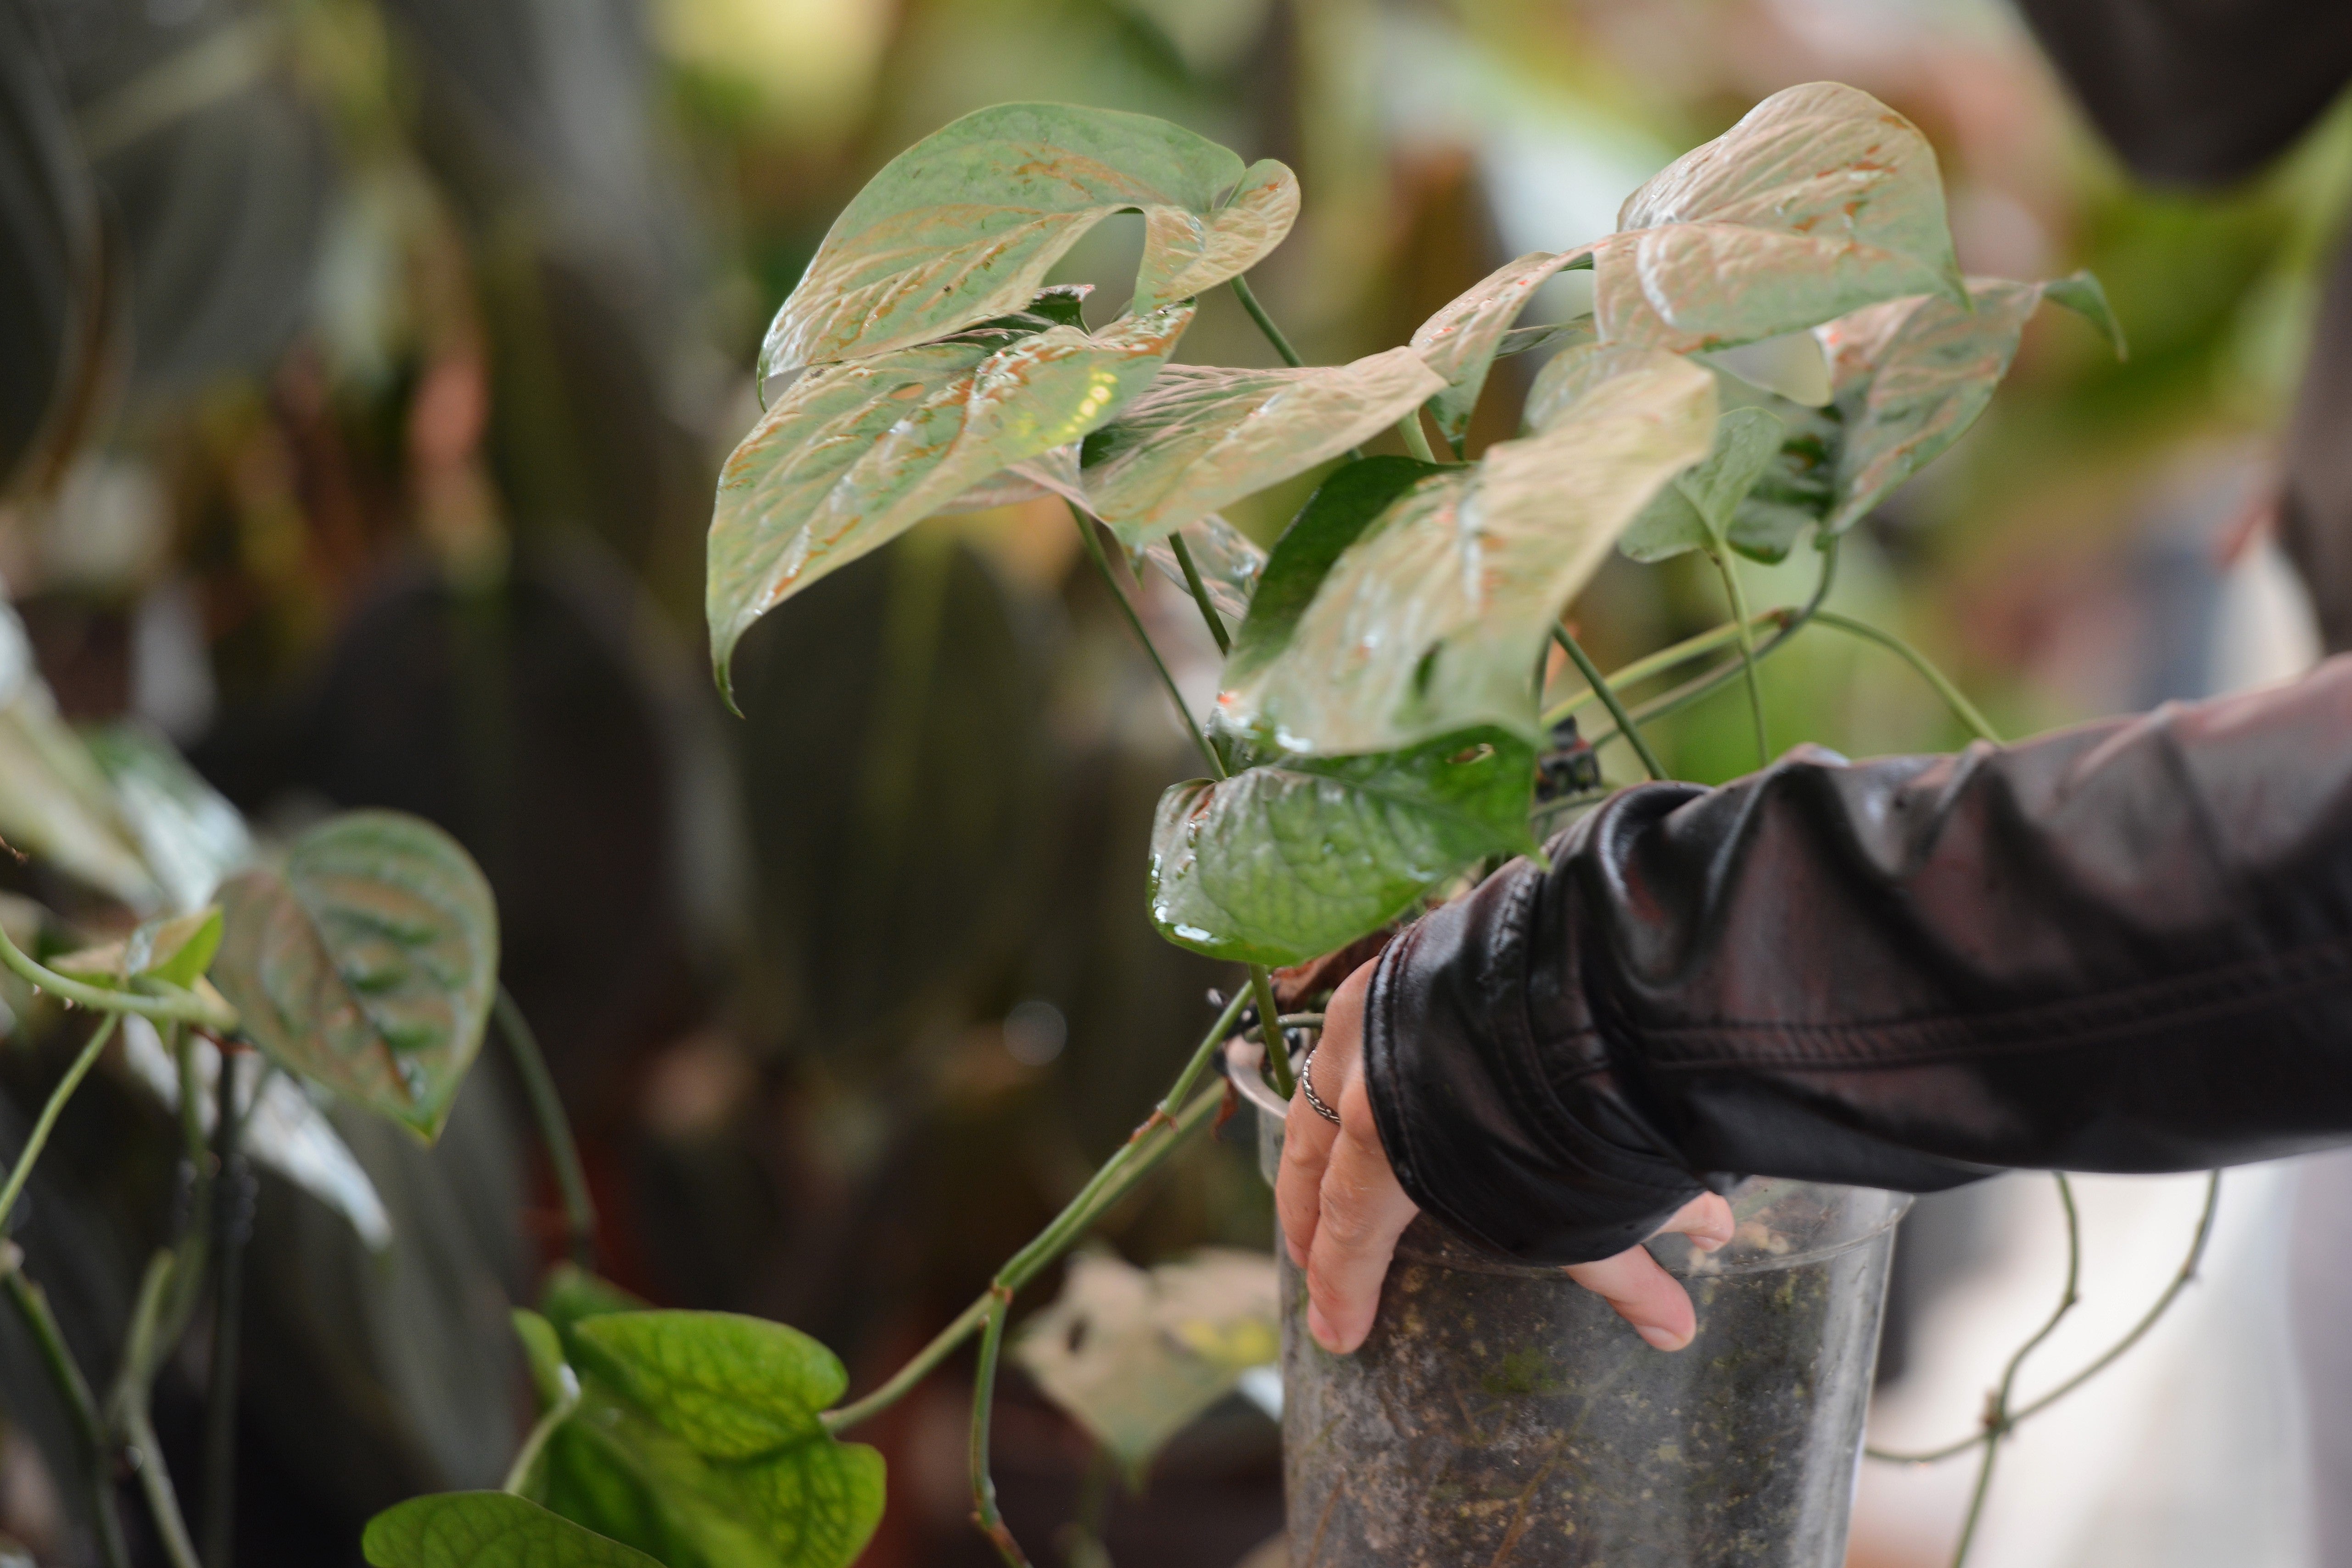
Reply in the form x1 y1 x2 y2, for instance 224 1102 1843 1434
1229 274 1305 368
201 1052 251 1568
1710 552 1770 767
0 1012 121 1233
0 1249 130 1568
1071 503 1223 777
502 1362 580 1495
968 1288 1027 1567
1553 626 1667 781
0 921 237 1033
113 1253 202 1568
1809 610 2000 745
1166 534 1231 656
1143 990 1248 1136
1540 609 1784 730
1395 409 1439 464
496 988 598 1267
1248 967 1296 1098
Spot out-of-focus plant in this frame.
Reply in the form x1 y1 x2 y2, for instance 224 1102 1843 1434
351 83 2218 1568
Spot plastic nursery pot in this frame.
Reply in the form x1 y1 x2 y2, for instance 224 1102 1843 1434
1229 1040 1910 1568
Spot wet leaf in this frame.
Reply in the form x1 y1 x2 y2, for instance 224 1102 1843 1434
1223 457 1447 690
1410 251 1594 450
530 1311 885 1568
1619 407 1786 563
1594 82 1965 354
760 104 1294 374
1135 514 1265 623
364 1492 662 1568
710 305 1191 700
1015 1250 1279 1482
209 811 498 1142
1079 350 1445 546
1221 352 1716 754
1148 730 1538 965
51 906 223 991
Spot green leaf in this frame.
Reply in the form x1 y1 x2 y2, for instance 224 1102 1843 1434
540 1266 648 1343
1148 729 1537 965
1221 456 1447 690
1014 1250 1278 1483
536 1311 886 1568
1410 251 1594 450
1223 351 1716 754
82 722 255 912
363 1492 663 1568
50 906 223 991
515 1310 576 1412
2042 269 2128 359
1594 82 1966 353
0 610 160 910
1078 349 1445 547
710 304 1191 700
209 811 499 1142
1618 406 1785 563
760 103 1295 374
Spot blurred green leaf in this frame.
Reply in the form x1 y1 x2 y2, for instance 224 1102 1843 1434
1079 350 1445 547
1596 82 1965 353
760 103 1295 374
363 1492 662 1568
1620 406 1785 563
50 906 222 991
1223 456 1447 691
210 811 498 1142
83 722 255 913
1411 251 1593 450
1015 1250 1278 1483
1148 730 1536 965
515 1310 576 1412
0 611 161 910
710 305 1191 698
1224 352 1716 754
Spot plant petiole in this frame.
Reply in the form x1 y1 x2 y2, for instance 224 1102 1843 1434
497 988 598 1268
1809 610 2000 745
0 920 238 1033
0 1013 121 1233
1071 503 1224 779
1166 534 1231 656
1553 626 1667 782
1711 551 1771 767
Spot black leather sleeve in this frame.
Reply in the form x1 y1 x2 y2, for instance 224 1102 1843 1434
1363 657 2352 1266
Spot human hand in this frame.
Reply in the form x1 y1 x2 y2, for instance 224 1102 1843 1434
1274 959 1736 1355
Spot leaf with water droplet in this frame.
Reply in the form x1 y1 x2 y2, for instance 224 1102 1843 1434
210 811 497 1142
760 103 1294 376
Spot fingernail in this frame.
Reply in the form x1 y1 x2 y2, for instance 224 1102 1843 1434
1636 1324 1689 1351
1307 1304 1342 1352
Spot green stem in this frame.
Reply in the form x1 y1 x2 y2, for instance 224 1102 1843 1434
173 1026 202 1168
1072 504 1223 778
968 1289 1028 1567
1166 533 1231 656
0 1013 120 1233
1396 408 1438 464
1711 552 1770 767
112 1250 202 1568
822 1083 1228 1435
1156 990 1249 1123
496 988 598 1268
0 922 236 1032
2 1257 129 1568
1810 610 2000 745
1553 627 1666 781
1229 275 1304 368
1539 612 1782 730
201 1053 251 1568
502 1374 579 1495
1247 966 1294 1098
124 1406 200 1568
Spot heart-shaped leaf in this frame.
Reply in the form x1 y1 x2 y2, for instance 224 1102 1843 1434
364 1492 661 1568
1594 82 1966 354
532 1311 884 1568
51 906 223 991
1078 349 1445 547
710 305 1191 700
209 810 498 1142
760 104 1295 375
1618 406 1786 563
1410 251 1594 451
1148 729 1537 965
1220 351 1717 755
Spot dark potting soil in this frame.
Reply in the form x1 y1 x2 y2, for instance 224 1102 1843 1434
1279 1210 1894 1568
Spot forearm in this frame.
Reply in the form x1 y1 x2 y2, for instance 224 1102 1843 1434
1366 657 2352 1264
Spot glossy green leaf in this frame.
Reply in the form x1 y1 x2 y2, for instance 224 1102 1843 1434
1619 406 1785 563
363 1492 662 1568
535 1311 885 1568
51 906 223 991
1079 349 1445 546
1014 1250 1278 1482
1594 82 1966 353
710 304 1191 699
1223 351 1716 754
1222 456 1447 690
1147 730 1537 965
209 810 498 1142
1410 251 1592 450
760 103 1295 374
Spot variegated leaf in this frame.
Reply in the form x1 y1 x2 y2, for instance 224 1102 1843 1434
1619 406 1786 562
760 104 1294 375
1410 251 1593 451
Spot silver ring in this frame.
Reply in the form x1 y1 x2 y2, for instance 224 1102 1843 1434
1299 1041 1343 1126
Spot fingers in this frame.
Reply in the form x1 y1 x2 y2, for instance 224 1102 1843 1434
1302 1101 1418 1353
1274 963 1372 1271
1561 1191 1739 1351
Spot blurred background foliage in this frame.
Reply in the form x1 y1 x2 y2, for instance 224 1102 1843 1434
0 0 2343 1564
